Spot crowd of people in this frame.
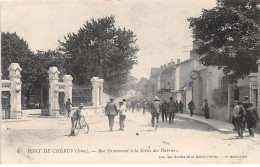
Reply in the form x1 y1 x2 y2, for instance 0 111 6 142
66 95 259 138
232 96 259 138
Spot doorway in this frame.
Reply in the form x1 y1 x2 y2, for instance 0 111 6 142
2 91 11 119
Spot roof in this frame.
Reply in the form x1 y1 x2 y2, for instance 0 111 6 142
150 68 163 78
162 63 176 74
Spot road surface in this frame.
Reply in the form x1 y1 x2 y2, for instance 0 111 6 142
1 111 260 163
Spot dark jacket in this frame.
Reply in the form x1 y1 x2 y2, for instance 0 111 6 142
161 101 168 112
105 102 118 116
188 101 195 110
167 101 176 113
179 102 184 110
246 106 259 128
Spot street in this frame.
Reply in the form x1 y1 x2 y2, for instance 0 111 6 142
1 110 260 164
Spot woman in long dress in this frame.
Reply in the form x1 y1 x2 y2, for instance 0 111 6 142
203 99 210 119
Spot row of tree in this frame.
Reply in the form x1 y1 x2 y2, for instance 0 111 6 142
1 16 139 106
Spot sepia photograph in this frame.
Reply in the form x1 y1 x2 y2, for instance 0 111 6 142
0 0 260 164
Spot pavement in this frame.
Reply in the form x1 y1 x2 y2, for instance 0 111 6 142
175 113 233 133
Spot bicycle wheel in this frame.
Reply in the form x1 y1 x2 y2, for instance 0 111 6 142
81 117 89 134
74 121 80 135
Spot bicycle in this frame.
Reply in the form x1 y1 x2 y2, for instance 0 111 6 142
74 116 89 135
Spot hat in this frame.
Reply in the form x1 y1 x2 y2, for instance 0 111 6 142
154 96 159 101
234 100 238 104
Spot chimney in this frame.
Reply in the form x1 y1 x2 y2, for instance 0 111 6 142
160 65 163 68
164 64 166 68
177 59 180 64
171 59 173 62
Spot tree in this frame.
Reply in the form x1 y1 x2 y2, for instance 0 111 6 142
188 0 260 80
1 32 34 79
58 16 139 96
1 32 65 106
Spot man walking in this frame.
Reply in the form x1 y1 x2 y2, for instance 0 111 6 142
161 99 168 122
167 97 176 124
237 102 246 138
188 100 195 116
232 100 239 131
245 102 259 137
143 100 147 115
105 98 118 131
242 96 250 130
151 96 160 127
119 100 127 131
179 100 184 113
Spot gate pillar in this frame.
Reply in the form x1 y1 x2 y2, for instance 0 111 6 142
63 75 73 104
99 79 104 106
91 77 100 113
48 67 60 117
8 63 22 119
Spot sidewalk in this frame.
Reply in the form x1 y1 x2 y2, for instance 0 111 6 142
175 113 234 133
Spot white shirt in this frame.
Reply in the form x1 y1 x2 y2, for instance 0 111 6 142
233 105 239 118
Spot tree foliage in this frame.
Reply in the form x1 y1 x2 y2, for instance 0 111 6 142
1 32 34 79
188 0 260 79
1 32 65 105
58 16 139 96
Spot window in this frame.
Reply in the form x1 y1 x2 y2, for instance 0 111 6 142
220 76 228 89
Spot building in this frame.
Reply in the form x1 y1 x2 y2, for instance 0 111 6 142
136 77 148 100
145 41 259 125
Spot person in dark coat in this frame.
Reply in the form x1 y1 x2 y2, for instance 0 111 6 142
203 99 210 119
167 97 176 124
237 102 246 138
245 102 259 137
179 100 184 113
161 100 168 122
188 100 195 116
105 98 118 131
242 96 250 130
175 100 179 113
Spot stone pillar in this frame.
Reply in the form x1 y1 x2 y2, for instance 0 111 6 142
48 67 60 117
91 77 100 113
257 60 260 113
99 79 104 107
8 63 22 119
63 75 73 104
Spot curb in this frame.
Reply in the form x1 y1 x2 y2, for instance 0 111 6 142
175 114 232 134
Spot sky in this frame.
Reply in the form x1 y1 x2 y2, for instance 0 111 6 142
1 0 216 79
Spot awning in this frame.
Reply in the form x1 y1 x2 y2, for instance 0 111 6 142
171 81 192 94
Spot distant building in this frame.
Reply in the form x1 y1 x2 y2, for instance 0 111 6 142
144 40 257 124
136 77 148 100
